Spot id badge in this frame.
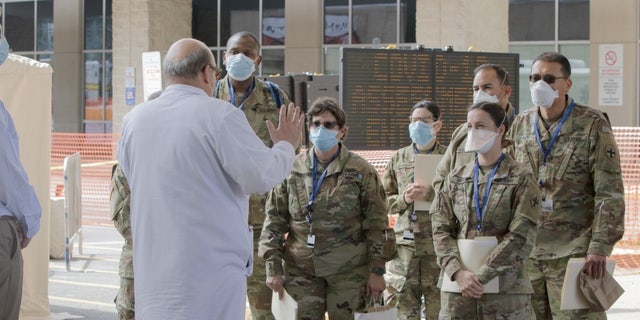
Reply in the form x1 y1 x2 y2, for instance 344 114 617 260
307 234 316 248
403 229 415 241
541 196 553 212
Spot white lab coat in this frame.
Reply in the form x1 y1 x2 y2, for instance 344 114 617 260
117 84 295 320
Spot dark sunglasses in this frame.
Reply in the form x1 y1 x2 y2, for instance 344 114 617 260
311 120 338 129
529 74 568 84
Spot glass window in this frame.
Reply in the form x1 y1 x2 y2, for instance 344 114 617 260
509 0 554 41
509 44 555 108
193 0 219 47
105 0 112 49
84 0 103 50
220 0 259 46
84 52 104 120
323 47 340 75
36 0 53 51
105 52 113 120
559 44 589 103
263 0 285 46
400 0 415 43
559 0 589 40
5 1 35 52
352 0 397 44
261 49 284 76
84 122 106 134
324 0 349 44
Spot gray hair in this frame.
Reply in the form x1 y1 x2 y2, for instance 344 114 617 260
163 46 211 80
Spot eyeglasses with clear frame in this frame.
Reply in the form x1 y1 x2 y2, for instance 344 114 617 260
409 116 435 123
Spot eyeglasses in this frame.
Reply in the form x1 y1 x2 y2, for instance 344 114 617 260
528 74 568 84
409 116 435 123
311 120 338 129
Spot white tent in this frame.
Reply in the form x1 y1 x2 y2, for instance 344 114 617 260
0 54 53 318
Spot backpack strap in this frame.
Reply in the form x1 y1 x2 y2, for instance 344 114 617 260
265 80 283 108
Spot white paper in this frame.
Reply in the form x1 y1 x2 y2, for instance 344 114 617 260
441 236 499 293
560 258 616 310
413 154 444 211
271 289 298 320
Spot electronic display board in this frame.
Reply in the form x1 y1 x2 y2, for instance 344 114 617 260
340 48 519 150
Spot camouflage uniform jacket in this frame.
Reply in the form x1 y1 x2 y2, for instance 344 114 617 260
507 96 625 259
431 153 540 294
381 141 447 252
259 144 390 277
432 102 516 194
215 76 291 229
110 164 133 278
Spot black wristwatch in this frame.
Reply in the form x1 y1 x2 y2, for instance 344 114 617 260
371 266 386 276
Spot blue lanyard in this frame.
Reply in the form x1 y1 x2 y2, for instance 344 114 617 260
534 101 575 165
508 107 516 124
473 153 505 231
305 151 339 225
228 77 255 110
534 101 575 189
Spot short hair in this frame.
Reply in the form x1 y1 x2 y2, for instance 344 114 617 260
226 31 261 52
533 52 572 77
163 45 212 80
474 63 510 86
410 100 441 121
306 96 347 130
468 101 510 134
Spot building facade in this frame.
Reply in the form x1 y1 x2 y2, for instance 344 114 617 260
1 0 638 133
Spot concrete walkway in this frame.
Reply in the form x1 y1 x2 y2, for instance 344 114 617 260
38 225 640 320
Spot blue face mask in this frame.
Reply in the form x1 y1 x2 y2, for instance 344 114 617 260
226 53 255 81
409 121 436 147
309 126 339 152
0 37 9 66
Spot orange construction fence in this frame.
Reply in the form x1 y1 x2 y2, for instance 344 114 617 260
50 128 640 243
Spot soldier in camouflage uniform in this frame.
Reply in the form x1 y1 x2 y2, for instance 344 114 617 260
111 164 134 320
432 102 540 319
432 64 516 194
381 100 447 320
507 52 625 320
214 31 291 320
259 97 394 320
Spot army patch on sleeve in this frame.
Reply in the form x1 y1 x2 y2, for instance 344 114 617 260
606 145 617 159
531 195 539 208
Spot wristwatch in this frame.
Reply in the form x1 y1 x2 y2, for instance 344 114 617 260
371 266 386 276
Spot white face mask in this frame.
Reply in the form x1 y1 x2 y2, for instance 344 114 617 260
473 90 499 104
465 128 498 154
530 80 559 108
225 53 256 81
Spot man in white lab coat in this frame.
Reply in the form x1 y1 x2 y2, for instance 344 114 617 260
116 38 303 320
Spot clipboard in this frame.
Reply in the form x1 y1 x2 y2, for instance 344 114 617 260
441 236 500 293
560 258 616 310
271 289 298 320
413 154 444 210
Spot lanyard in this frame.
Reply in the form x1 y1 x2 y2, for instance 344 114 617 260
228 77 255 110
534 101 575 165
534 101 575 188
508 107 516 124
305 151 339 225
473 153 505 231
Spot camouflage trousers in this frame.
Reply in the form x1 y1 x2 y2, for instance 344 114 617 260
527 256 607 320
439 292 534 320
285 263 368 320
247 230 275 320
385 244 440 320
114 277 135 320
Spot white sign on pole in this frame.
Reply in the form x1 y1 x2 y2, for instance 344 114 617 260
598 44 623 106
142 51 163 101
